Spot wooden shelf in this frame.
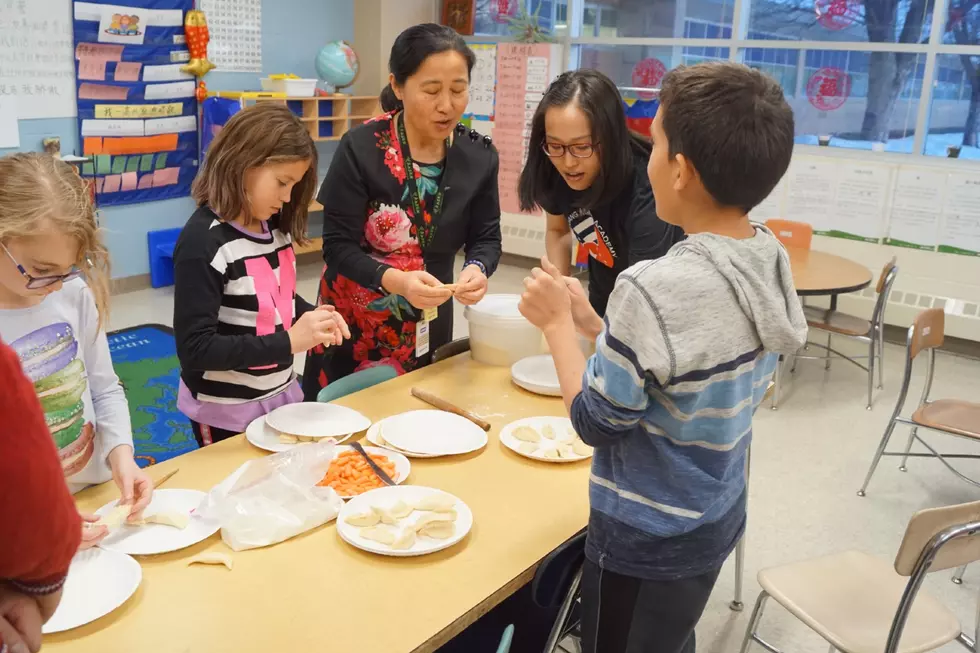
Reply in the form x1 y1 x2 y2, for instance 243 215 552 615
294 237 322 256
245 94 380 143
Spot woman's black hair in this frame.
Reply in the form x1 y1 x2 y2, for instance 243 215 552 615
519 69 643 212
379 23 476 112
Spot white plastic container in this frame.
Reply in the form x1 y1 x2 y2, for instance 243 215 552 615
464 294 545 366
260 77 318 97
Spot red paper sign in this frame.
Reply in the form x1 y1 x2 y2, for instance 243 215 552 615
806 67 851 111
631 58 667 101
815 0 860 30
491 0 517 23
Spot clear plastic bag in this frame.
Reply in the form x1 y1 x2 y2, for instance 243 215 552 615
197 440 343 551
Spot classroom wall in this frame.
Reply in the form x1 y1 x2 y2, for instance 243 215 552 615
1 0 353 280
352 0 438 96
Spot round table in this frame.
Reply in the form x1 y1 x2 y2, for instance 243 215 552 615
787 247 873 309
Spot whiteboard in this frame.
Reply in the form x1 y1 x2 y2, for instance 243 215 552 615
0 0 77 119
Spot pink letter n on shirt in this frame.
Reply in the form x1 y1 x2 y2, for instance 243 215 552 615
244 248 297 369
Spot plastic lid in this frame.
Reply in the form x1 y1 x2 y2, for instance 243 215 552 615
464 294 526 321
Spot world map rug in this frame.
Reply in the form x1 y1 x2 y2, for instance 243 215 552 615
108 324 197 467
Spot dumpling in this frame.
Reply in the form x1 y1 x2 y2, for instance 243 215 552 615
375 507 398 526
415 493 456 513
572 439 593 457
297 435 316 443
517 442 538 455
541 424 557 440
511 426 540 443
144 511 190 529
96 505 131 529
540 447 562 460
187 552 233 570
414 511 457 532
360 526 396 545
557 443 577 459
391 528 417 550
419 521 455 540
345 510 381 527
386 500 414 520
278 433 299 444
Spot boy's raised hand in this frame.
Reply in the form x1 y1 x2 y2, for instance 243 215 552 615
519 256 572 332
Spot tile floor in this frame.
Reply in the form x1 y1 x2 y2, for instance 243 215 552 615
110 257 980 653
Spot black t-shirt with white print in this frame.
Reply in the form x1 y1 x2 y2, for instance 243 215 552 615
539 139 684 317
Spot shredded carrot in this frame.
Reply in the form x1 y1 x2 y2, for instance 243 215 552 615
318 450 398 496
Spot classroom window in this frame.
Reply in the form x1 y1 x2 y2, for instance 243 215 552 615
473 0 563 37
740 48 924 153
572 45 730 100
925 54 980 159
747 0 932 43
579 0 733 39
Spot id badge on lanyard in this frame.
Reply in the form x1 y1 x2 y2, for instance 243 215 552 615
397 113 449 357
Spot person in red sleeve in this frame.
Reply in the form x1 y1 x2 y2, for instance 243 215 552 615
0 339 82 653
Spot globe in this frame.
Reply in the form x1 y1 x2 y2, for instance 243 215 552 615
315 40 359 93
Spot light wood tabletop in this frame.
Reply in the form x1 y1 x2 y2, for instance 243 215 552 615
787 247 873 298
47 356 590 653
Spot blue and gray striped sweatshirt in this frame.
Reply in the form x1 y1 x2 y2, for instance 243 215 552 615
571 226 807 580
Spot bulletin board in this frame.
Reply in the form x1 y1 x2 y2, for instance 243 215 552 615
71 0 197 207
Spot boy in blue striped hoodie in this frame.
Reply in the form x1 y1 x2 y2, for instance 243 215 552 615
519 62 808 653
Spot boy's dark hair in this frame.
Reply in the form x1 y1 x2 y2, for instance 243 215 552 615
192 102 318 245
519 69 642 212
659 62 794 215
379 23 475 112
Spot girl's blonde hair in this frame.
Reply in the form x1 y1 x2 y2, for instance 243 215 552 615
192 102 318 244
0 153 111 328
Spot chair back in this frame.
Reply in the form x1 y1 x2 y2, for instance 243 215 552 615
495 625 515 653
909 308 945 360
432 337 471 364
870 258 898 327
765 219 813 250
885 500 980 653
316 365 399 403
895 500 980 575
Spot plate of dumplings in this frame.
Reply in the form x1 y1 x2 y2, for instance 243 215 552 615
337 486 473 557
499 417 593 463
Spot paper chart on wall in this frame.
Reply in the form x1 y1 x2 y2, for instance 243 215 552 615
784 157 837 234
833 162 890 242
0 95 19 148
749 178 786 221
886 167 945 251
0 0 77 118
198 0 262 73
465 44 496 120
939 172 980 257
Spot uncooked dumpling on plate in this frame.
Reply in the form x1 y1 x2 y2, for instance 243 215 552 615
572 439 593 457
360 526 396 546
386 500 414 520
415 493 456 513
279 433 299 444
419 521 455 540
540 447 562 460
144 511 190 529
541 424 557 440
345 510 381 528
414 512 457 532
517 442 538 455
512 426 540 443
391 528 417 550
557 443 577 459
96 505 131 529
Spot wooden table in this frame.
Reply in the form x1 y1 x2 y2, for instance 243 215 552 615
48 357 589 653
787 247 873 309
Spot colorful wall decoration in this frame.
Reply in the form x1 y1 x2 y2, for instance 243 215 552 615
72 0 198 207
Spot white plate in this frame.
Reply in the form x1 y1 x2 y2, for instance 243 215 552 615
95 489 220 555
264 402 372 440
337 486 473 557
375 410 488 457
245 414 354 453
327 445 411 498
43 548 141 633
500 416 593 463
366 422 440 459
511 355 562 397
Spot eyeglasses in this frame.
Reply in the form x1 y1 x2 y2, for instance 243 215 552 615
1 242 82 289
542 142 598 159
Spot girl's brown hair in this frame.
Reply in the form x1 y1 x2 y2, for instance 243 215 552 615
192 102 318 244
0 153 111 329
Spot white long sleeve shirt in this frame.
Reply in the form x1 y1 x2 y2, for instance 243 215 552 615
0 278 133 493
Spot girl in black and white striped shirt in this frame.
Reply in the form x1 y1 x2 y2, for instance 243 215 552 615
173 104 349 447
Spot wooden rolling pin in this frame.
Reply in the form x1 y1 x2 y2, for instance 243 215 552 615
411 387 492 432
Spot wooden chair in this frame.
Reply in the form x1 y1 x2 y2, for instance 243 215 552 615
858 307 980 496
432 337 471 364
740 499 980 653
785 258 898 410
765 219 814 250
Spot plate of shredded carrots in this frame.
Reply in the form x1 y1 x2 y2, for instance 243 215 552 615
317 446 411 498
